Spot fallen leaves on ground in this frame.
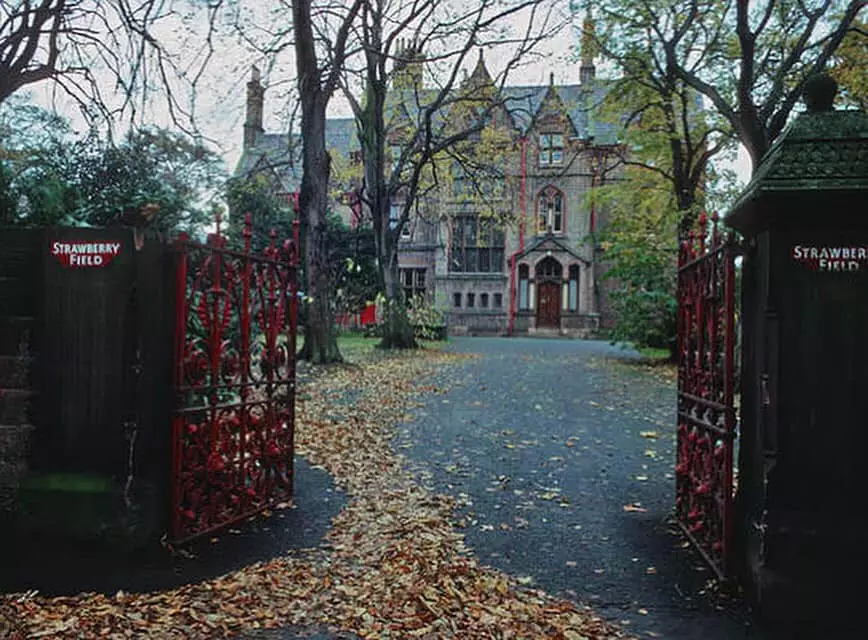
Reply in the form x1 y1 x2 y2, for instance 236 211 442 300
622 504 648 513
1 349 633 639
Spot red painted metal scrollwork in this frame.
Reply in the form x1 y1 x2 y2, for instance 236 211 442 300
170 213 300 543
675 212 739 579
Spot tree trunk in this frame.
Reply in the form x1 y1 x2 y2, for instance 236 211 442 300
291 0 363 364
739 106 769 174
296 95 342 364
378 255 416 349
675 189 698 242
358 36 416 352
299 221 343 363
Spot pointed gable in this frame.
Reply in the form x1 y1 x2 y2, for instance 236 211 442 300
516 232 589 264
531 75 577 137
467 48 494 89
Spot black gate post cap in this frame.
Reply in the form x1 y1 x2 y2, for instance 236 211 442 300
802 73 838 113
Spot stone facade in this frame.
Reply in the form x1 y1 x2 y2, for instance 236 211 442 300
235 48 623 337
394 51 620 336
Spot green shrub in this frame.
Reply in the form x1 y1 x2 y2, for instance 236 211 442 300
407 295 447 340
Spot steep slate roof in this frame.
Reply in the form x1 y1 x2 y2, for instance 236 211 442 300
501 82 618 143
234 71 620 186
468 50 494 87
384 81 619 144
234 118 359 190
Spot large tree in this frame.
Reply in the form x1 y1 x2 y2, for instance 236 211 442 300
341 0 562 349
573 2 736 236
0 1 219 131
579 0 865 174
291 0 363 363
595 165 680 357
829 16 868 109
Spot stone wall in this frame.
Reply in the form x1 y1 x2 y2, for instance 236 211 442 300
446 311 508 335
562 311 600 337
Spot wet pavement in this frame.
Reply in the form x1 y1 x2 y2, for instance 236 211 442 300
3 338 833 638
397 337 765 640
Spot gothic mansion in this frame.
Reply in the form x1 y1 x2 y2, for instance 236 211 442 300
235 48 621 336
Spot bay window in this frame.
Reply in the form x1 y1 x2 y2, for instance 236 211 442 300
449 215 505 273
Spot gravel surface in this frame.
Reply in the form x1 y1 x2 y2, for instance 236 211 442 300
397 337 766 640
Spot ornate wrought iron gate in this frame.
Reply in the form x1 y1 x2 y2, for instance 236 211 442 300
170 215 299 543
676 213 739 579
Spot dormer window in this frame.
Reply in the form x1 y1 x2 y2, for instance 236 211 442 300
539 133 564 166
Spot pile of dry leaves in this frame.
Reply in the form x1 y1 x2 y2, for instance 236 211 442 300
1 349 633 639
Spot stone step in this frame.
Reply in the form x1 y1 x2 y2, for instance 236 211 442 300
528 327 567 338
0 355 32 388
0 315 35 356
0 389 36 425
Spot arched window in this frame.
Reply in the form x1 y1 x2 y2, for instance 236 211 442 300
537 187 564 233
535 256 561 279
518 264 530 310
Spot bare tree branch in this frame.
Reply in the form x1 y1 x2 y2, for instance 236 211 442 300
0 1 219 134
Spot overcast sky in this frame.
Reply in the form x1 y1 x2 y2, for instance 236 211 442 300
22 3 751 190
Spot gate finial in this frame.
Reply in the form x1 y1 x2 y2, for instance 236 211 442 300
803 73 837 113
711 211 721 247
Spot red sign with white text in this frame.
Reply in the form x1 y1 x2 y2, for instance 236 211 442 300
51 240 122 268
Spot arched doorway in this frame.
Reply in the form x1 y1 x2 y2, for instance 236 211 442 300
535 257 561 328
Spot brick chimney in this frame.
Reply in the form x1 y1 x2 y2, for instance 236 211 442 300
391 39 425 91
244 66 264 149
580 8 597 86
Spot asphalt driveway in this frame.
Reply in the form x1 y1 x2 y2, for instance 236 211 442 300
397 337 764 640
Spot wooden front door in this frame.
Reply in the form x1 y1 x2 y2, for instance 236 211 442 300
537 281 561 328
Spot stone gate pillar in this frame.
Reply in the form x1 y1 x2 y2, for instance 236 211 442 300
725 75 868 623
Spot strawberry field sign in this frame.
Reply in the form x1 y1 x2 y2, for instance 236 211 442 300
51 241 122 268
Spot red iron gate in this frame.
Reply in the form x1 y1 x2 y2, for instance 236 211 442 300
676 213 739 579
170 214 300 543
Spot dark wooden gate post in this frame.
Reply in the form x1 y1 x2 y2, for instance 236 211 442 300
725 76 868 623
12 227 176 547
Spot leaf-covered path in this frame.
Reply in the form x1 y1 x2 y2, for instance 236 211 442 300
2 342 636 639
397 338 766 640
